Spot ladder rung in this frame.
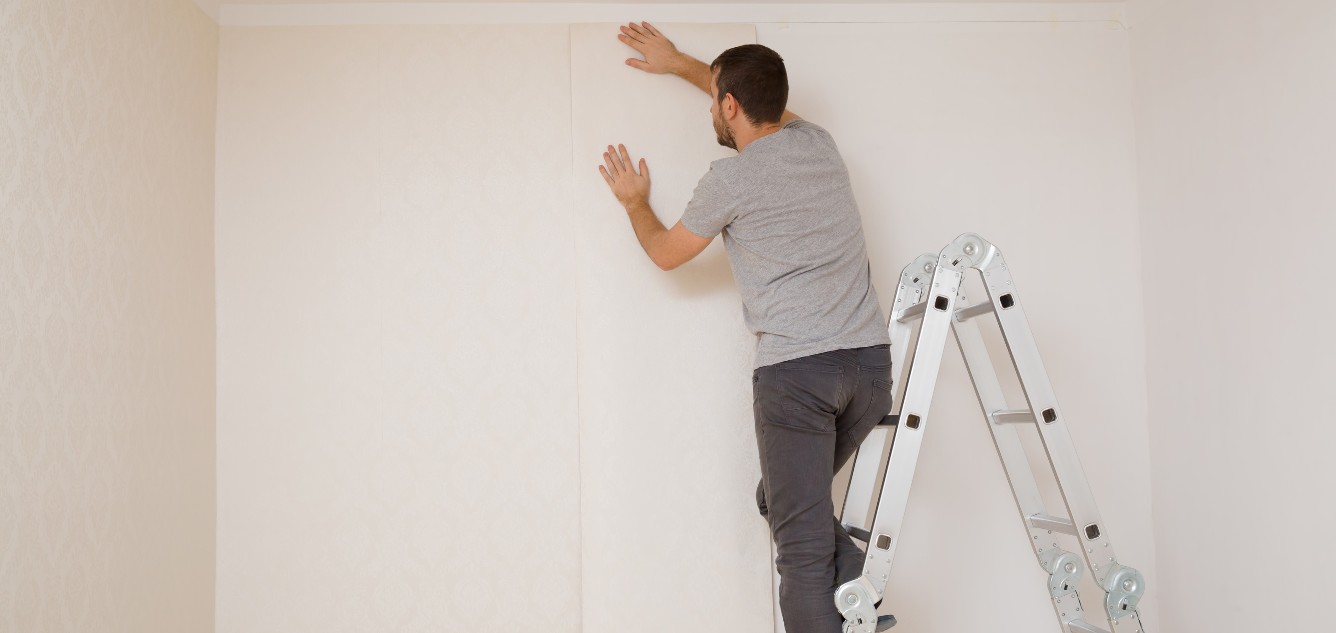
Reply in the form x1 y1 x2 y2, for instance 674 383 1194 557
878 414 899 427
990 409 1034 425
1028 514 1077 535
843 524 872 543
894 301 927 323
1066 619 1111 633
953 301 994 321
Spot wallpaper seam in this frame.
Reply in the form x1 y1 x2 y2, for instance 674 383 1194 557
568 22 587 633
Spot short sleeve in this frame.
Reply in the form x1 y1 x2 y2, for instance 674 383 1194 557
783 118 836 144
679 165 735 239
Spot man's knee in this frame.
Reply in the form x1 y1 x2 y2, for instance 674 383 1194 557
755 479 769 518
774 536 838 582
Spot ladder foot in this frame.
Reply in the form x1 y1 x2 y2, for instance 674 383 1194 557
876 614 897 631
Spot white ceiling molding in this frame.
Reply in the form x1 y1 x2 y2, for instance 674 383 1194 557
210 2 1126 28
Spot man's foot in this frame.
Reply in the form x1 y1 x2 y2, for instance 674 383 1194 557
876 614 897 631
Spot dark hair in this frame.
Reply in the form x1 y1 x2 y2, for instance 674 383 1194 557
710 44 788 126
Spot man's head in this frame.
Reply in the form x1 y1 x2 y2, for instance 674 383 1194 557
709 44 789 150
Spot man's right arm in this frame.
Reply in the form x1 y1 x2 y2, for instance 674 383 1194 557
671 54 712 95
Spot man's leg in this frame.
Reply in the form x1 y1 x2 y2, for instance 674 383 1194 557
830 346 895 586
753 358 847 633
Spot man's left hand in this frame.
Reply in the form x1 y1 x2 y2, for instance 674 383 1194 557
599 144 651 209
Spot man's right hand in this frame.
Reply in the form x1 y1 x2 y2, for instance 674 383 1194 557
619 22 684 75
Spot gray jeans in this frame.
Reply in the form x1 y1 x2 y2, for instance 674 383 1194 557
752 344 894 633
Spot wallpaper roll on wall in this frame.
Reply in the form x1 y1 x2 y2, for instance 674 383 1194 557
216 25 581 633
570 23 777 633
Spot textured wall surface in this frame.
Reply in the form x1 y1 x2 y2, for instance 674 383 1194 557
1129 1 1336 630
214 25 581 633
0 0 219 631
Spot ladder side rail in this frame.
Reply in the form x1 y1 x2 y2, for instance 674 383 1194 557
840 254 935 534
855 263 963 597
834 262 964 633
951 289 1097 631
958 235 1146 633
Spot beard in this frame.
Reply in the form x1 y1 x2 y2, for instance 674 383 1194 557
713 114 737 151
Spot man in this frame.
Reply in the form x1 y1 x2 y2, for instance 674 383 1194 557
597 22 896 633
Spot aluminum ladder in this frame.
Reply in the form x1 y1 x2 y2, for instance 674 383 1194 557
834 233 1148 633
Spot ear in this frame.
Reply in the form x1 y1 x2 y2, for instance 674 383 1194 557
723 93 738 118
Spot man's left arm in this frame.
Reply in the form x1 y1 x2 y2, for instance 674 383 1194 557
600 143 712 271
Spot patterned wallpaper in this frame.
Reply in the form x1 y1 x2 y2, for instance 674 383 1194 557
1 1 218 631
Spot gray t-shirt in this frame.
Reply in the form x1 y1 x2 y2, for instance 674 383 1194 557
680 118 890 368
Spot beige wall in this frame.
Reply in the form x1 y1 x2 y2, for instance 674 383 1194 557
4 2 1214 632
0 1 218 632
1129 0 1336 630
214 24 584 633
215 10 1156 633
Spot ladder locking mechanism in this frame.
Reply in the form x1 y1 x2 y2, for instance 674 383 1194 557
834 577 879 633
1039 549 1083 597
1100 564 1145 621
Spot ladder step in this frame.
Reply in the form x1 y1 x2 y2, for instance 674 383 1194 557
894 301 927 323
1066 619 1111 633
1027 514 1077 535
844 524 873 543
990 409 1034 425
953 301 994 321
879 414 899 427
